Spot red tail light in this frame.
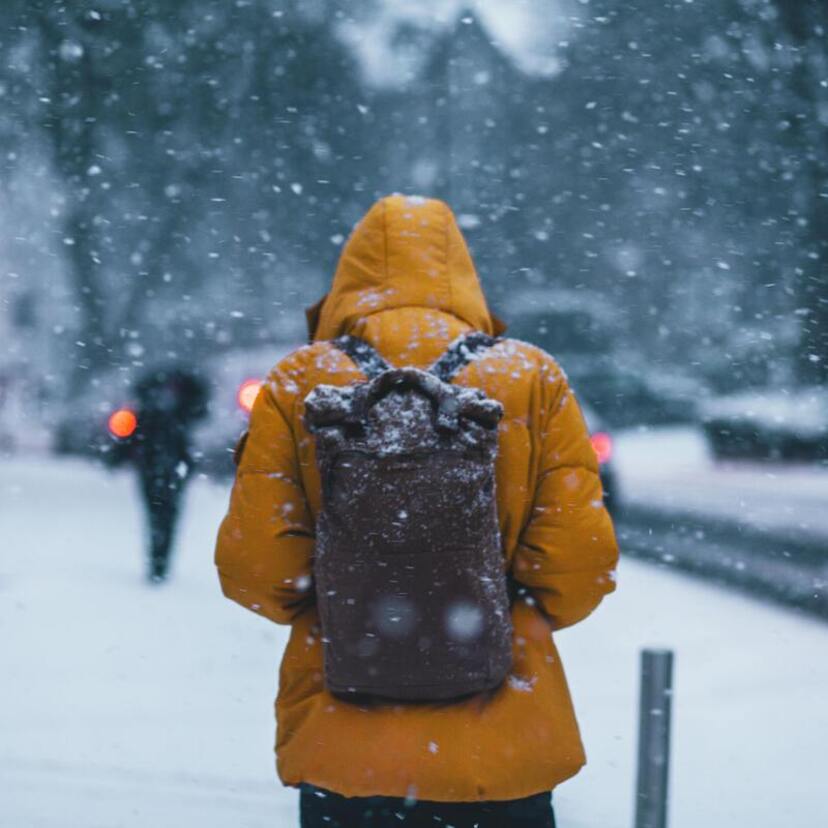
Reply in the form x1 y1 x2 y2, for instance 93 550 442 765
108 408 138 439
590 431 613 464
237 379 263 414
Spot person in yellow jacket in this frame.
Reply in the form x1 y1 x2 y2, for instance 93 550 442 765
215 194 619 827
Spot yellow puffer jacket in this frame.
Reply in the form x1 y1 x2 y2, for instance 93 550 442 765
215 194 618 802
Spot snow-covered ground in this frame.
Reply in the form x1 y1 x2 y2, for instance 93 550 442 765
2 457 827 828
613 426 828 540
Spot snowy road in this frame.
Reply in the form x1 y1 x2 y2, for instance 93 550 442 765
614 427 828 541
611 426 828 617
2 458 827 828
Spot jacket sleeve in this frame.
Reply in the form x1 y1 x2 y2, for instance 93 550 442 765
214 357 315 625
511 367 619 630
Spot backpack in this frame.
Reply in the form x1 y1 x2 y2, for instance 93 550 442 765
303 332 512 702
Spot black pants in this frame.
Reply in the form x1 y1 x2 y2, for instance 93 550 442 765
139 466 185 581
299 784 556 828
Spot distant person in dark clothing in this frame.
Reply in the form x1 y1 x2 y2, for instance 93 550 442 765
111 366 209 582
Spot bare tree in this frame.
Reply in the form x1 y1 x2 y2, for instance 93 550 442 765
772 0 828 382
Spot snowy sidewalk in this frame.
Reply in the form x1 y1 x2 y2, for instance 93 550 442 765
2 458 827 828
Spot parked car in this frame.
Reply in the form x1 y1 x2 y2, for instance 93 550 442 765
53 344 293 477
568 360 707 428
194 344 292 476
579 399 621 517
504 287 618 362
700 386 828 462
503 288 707 427
53 368 136 459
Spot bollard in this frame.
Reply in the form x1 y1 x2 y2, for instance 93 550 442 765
634 649 674 828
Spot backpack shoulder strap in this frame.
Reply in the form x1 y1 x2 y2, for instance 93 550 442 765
332 335 392 379
429 332 499 383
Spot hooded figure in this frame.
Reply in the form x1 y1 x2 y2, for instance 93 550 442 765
215 195 618 824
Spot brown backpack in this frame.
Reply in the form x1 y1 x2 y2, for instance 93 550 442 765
304 333 513 702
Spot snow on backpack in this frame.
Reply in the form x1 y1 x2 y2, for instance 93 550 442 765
303 332 512 701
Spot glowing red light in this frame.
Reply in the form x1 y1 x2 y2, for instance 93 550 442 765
590 431 613 464
237 379 262 414
108 408 137 439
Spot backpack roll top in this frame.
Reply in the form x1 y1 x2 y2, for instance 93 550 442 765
304 366 503 459
303 336 513 702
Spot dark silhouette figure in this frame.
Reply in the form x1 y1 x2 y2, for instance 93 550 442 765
112 367 209 582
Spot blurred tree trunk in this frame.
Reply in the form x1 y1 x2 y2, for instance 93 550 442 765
35 7 112 377
773 0 828 383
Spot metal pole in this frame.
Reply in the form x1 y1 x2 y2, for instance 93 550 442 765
634 649 674 828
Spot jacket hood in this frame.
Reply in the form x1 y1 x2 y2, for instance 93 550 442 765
307 194 504 341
